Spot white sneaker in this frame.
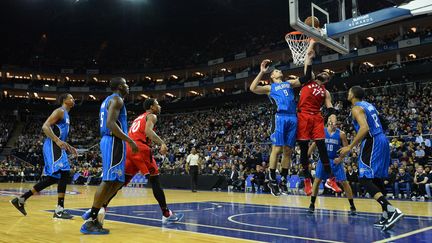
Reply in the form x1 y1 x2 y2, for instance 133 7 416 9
411 196 417 201
162 210 184 224
419 196 425 201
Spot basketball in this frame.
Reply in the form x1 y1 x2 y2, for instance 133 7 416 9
305 16 320 28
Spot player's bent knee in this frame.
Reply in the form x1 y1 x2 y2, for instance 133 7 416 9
359 178 381 196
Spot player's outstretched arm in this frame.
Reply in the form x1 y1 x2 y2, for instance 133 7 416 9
324 90 337 123
107 96 138 152
249 59 271 95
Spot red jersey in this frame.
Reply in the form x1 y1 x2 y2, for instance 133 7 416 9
298 80 326 114
128 112 155 145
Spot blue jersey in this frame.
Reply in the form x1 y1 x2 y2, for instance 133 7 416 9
268 81 296 114
324 128 342 159
46 107 70 143
352 101 384 137
100 93 128 136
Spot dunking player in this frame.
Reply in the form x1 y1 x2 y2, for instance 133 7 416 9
337 86 403 230
250 59 303 196
80 77 138 234
11 94 77 219
297 40 338 196
307 116 357 215
81 98 183 224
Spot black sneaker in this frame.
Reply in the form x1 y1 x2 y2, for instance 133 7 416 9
308 204 315 214
10 197 27 216
80 220 110 235
382 208 404 231
53 210 74 219
268 181 281 197
350 206 357 216
279 181 288 195
373 212 388 228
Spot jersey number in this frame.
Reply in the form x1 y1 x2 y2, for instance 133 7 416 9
371 114 380 128
312 88 324 96
130 120 141 133
100 112 104 128
283 90 289 96
327 144 333 152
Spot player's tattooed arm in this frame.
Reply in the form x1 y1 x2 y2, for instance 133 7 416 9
249 59 271 95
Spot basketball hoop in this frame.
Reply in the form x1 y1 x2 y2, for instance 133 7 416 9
285 31 311 66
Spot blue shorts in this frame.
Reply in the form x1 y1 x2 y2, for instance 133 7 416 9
270 113 297 148
101 135 126 182
42 139 70 179
315 159 347 181
358 134 390 179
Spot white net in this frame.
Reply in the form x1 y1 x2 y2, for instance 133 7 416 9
285 31 311 66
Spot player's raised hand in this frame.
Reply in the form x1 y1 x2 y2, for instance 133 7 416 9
160 143 168 155
260 59 271 73
128 139 139 153
337 146 351 160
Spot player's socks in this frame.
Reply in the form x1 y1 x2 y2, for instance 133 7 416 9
162 207 171 217
58 197 64 208
90 207 101 220
22 190 33 201
377 196 395 213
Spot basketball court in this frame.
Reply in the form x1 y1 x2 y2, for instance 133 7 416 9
1 183 431 242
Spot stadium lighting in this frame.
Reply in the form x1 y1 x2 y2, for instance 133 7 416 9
409 53 417 59
363 62 374 67
33 92 39 98
194 72 203 76
165 93 174 97
411 27 417 33
366 37 374 42
140 94 149 98
89 95 96 100
171 75 178 79
156 78 163 82
145 76 151 80
44 84 49 87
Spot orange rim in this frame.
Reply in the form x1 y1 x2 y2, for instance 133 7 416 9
285 31 310 42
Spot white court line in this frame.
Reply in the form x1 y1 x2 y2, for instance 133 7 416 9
373 225 432 243
68 208 343 243
211 202 432 220
228 212 290 230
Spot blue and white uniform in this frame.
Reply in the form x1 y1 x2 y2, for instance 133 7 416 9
268 81 297 147
42 107 70 179
353 101 390 179
100 93 128 182
315 128 347 181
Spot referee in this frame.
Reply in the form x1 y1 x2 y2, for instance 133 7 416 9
186 147 200 192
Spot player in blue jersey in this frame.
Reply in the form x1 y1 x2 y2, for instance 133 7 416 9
250 59 303 196
11 94 77 219
338 86 403 231
81 77 138 235
307 117 356 215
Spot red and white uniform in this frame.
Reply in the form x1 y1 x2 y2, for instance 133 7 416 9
297 80 327 140
125 112 159 183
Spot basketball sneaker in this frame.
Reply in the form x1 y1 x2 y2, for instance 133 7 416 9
162 210 184 224
10 197 27 216
373 211 388 228
308 204 315 214
279 179 289 195
81 207 106 225
382 208 404 231
268 180 281 197
350 206 357 216
304 178 312 196
53 206 73 219
80 219 110 234
325 178 342 193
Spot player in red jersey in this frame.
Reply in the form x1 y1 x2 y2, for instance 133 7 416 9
81 99 183 224
297 40 338 196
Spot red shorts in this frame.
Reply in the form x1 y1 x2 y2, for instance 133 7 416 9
125 143 159 180
297 112 325 140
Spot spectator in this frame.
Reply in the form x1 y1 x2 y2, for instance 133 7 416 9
394 168 412 199
412 165 429 201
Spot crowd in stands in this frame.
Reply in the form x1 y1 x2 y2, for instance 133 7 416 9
0 115 15 150
4 78 432 200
